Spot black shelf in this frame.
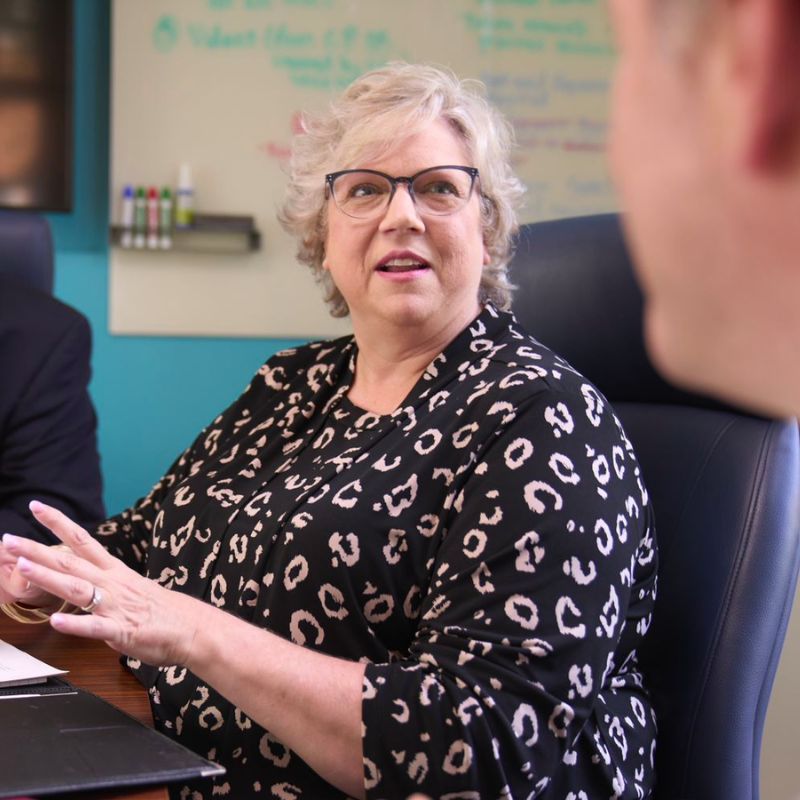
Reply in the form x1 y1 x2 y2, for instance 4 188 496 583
110 213 261 254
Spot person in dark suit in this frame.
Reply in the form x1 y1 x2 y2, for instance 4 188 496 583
0 277 104 545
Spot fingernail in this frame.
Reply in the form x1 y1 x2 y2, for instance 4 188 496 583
2 533 20 547
29 500 44 513
17 556 32 573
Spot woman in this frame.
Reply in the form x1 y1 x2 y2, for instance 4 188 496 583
0 63 657 799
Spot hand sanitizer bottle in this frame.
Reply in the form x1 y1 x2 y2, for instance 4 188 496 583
175 164 195 229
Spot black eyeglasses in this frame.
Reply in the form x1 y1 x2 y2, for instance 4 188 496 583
325 165 479 220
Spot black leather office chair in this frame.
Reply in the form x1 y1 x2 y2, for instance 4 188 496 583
0 210 55 293
510 213 800 800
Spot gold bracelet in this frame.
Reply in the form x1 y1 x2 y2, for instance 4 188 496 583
0 599 71 625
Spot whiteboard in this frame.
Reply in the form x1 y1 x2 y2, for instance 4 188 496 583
110 0 617 338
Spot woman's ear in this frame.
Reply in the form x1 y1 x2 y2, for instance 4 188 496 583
724 0 800 171
480 196 495 266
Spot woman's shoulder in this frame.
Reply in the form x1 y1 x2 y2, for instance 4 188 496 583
475 308 603 404
262 333 353 369
251 334 354 394
205 335 354 434
441 308 627 447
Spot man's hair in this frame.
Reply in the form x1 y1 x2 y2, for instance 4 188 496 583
278 62 526 318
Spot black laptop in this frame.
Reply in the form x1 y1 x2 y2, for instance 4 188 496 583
0 679 224 798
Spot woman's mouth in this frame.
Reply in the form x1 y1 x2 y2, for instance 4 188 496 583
375 250 432 277
377 257 430 273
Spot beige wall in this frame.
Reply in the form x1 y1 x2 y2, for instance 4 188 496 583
110 0 617 338
762 584 800 799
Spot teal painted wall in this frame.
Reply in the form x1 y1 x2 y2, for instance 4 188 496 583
47 1 303 515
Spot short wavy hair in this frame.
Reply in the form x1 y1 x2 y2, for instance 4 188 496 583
278 62 526 317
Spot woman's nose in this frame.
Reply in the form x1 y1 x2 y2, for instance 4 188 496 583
378 184 425 232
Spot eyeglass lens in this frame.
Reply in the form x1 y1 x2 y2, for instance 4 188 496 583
330 167 475 219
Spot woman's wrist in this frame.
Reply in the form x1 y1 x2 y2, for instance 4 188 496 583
161 586 214 669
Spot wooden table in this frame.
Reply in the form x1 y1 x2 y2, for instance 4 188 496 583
0 614 168 800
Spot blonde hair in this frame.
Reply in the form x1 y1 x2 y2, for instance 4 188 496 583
278 62 526 317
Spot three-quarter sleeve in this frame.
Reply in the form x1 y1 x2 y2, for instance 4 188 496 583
361 385 656 798
93 372 267 572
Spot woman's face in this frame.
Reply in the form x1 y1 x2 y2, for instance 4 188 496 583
323 118 489 340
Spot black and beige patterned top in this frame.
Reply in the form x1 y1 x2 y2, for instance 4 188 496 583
96 305 657 800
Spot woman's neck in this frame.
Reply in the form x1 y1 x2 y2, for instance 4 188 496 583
347 342 437 415
347 314 473 414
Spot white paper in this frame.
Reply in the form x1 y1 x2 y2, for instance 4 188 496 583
0 639 67 687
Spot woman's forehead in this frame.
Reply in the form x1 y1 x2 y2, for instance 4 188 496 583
337 118 471 172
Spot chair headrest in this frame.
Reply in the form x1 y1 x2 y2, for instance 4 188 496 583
509 213 726 410
0 211 54 295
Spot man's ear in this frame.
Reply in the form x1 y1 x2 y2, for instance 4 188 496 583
727 0 800 170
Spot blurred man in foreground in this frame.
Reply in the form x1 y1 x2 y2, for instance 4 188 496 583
608 0 800 418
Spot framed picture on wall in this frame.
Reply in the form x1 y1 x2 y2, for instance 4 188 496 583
0 0 73 212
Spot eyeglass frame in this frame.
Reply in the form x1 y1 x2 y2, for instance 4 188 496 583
324 165 480 219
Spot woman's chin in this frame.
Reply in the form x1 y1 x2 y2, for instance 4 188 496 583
369 294 440 328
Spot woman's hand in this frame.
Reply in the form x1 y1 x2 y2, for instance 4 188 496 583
1 501 205 666
6 504 367 797
0 538 55 607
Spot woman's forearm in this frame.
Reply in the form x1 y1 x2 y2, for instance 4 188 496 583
186 599 367 798
2 515 367 798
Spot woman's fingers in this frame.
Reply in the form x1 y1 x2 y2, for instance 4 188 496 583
0 560 20 604
28 501 115 569
7 568 42 603
14 554 98 612
3 533 96 583
1 557 56 607
4 534 136 652
2 533 102 612
5 504 199 666
1 503 111 609
51 606 119 643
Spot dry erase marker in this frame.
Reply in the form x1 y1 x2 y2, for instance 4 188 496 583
159 187 173 249
133 187 147 248
119 185 134 248
146 187 160 249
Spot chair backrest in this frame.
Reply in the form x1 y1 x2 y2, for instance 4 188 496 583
510 213 800 800
0 211 54 294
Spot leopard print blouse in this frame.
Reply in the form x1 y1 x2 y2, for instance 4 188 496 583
95 304 657 800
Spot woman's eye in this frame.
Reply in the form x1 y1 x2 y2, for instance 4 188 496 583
350 183 383 198
420 181 459 196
